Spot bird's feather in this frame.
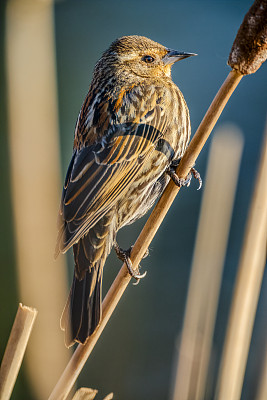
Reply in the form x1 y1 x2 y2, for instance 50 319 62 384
56 86 170 255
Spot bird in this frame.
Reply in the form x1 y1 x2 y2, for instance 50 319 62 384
55 35 198 347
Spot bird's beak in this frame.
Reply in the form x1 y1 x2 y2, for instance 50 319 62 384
163 49 197 65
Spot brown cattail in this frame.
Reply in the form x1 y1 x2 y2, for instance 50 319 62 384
228 0 267 74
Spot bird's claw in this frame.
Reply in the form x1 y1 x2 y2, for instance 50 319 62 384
167 161 202 190
114 242 147 284
190 167 202 190
168 170 192 187
142 248 149 259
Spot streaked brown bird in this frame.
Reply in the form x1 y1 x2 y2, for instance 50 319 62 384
56 35 197 347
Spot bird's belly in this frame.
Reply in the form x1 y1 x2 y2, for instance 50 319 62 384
116 152 170 228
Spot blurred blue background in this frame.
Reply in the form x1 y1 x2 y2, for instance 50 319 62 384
1 0 266 399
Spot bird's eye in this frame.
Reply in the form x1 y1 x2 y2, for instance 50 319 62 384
142 55 155 63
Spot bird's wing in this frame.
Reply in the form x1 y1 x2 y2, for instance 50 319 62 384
56 86 171 255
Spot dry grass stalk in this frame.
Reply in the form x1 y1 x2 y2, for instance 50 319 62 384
72 388 113 400
216 130 267 400
0 304 37 400
102 394 114 400
172 126 243 400
48 70 242 400
72 388 98 400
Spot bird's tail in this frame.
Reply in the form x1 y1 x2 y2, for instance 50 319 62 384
60 260 104 348
60 211 116 347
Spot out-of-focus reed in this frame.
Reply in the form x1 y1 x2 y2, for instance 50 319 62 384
172 125 244 400
5 0 70 398
216 129 267 400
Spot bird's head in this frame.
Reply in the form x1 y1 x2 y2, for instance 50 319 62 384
95 35 196 80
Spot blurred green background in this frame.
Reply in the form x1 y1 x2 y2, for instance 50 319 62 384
1 1 266 399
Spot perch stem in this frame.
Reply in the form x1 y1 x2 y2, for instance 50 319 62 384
48 69 243 400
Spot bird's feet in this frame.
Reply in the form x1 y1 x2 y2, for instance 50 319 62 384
167 160 202 190
114 241 147 285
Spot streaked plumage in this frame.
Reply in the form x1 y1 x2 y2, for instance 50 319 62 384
56 35 195 346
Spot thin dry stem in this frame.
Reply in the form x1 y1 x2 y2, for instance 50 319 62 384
0 304 37 400
48 69 243 400
72 388 114 400
72 388 98 400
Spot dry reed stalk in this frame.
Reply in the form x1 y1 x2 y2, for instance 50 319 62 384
102 394 114 400
48 69 242 400
5 0 70 397
172 126 243 400
216 130 267 400
0 304 37 400
49 1 267 399
72 388 113 400
72 388 98 400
